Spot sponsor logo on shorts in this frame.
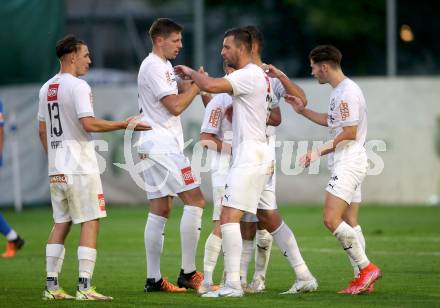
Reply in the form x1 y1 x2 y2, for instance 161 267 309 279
98 194 106 211
47 84 60 101
181 166 195 185
209 108 221 128
50 175 67 184
339 100 350 120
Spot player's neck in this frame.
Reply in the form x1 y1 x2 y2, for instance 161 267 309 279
329 71 346 88
59 63 78 77
152 47 167 62
237 56 252 69
252 56 263 67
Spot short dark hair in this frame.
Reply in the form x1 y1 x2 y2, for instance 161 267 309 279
224 27 252 53
149 18 183 41
56 34 86 59
242 25 263 54
309 45 342 68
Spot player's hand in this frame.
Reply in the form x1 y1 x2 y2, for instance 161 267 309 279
299 149 320 168
224 105 233 123
261 63 283 78
198 66 208 76
126 115 152 131
174 65 194 80
284 94 306 114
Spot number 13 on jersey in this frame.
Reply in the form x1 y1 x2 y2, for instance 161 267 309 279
47 83 63 137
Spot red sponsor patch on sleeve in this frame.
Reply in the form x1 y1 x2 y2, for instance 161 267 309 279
181 166 195 185
98 194 106 211
47 84 60 101
208 108 221 128
339 100 350 121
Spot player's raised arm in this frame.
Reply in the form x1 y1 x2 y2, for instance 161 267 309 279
160 82 200 116
284 94 328 126
79 116 151 133
263 64 308 106
175 65 233 94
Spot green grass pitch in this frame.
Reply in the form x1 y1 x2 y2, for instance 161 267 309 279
0 204 439 307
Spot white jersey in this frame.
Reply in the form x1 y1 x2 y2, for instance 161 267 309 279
200 93 233 187
224 63 271 165
38 73 99 176
137 52 183 154
327 78 367 168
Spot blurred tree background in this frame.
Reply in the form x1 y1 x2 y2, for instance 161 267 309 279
0 0 438 85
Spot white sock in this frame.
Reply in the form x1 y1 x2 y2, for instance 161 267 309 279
78 246 96 279
271 222 313 281
254 229 273 279
333 221 369 269
240 240 254 285
348 225 366 277
78 246 96 291
6 229 18 241
221 223 242 289
354 225 366 251
203 233 222 285
46 244 65 290
145 213 167 281
180 205 203 274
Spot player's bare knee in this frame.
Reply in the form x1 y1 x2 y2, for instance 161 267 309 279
323 216 338 232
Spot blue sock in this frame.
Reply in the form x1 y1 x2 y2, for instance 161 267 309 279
0 213 12 237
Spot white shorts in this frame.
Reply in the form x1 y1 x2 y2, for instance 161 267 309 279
223 161 272 215
326 155 367 205
140 153 200 200
49 174 107 224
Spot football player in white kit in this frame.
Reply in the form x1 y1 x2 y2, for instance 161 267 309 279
239 25 318 295
137 18 206 293
175 27 316 298
285 45 381 295
38 35 150 301
197 62 234 294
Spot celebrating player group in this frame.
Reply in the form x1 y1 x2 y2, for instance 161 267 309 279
38 17 381 300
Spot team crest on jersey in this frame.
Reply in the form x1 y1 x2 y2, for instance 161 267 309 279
209 108 221 128
181 166 195 185
98 194 106 211
339 100 350 120
47 84 60 101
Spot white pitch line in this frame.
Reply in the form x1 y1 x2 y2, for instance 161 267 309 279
301 247 440 257
297 236 440 242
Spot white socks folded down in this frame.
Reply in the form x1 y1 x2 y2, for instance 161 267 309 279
271 222 314 281
46 244 97 291
46 243 66 287
203 233 222 285
333 221 369 270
